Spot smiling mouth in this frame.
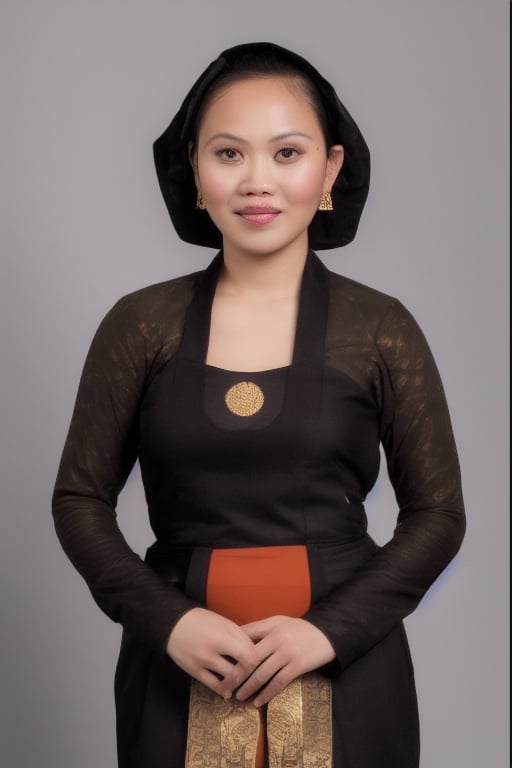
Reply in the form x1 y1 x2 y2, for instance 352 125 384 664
237 207 281 225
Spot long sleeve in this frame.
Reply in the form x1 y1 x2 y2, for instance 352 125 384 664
304 295 465 670
52 281 199 651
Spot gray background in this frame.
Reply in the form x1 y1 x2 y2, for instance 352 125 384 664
1 1 509 766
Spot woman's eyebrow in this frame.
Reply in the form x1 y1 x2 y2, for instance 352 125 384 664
204 131 314 146
271 131 314 142
204 132 246 146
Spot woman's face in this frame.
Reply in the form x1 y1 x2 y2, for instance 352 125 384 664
192 76 343 259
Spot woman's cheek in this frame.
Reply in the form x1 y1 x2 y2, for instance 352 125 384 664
285 163 327 202
197 162 237 201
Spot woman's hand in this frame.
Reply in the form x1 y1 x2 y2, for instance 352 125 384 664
166 607 260 699
235 616 336 707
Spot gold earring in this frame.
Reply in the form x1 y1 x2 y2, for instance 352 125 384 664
196 191 206 210
318 191 333 211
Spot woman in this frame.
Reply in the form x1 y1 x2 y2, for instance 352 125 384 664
53 42 465 768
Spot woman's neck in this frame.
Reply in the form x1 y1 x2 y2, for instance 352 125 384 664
218 240 309 302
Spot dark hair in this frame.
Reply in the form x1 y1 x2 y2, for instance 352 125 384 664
189 50 333 150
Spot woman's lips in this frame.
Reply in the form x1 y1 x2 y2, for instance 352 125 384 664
237 207 281 225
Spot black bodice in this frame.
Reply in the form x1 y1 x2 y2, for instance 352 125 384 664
138 253 380 551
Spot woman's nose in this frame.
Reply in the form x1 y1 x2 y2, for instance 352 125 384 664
238 157 275 196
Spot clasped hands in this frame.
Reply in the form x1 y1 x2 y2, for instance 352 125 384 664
167 607 335 707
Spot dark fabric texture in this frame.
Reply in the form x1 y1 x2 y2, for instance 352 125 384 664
52 251 465 767
153 41 370 250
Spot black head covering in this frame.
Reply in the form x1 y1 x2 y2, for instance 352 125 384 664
153 42 370 250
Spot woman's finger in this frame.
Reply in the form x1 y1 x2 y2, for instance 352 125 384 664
237 617 336 703
253 666 296 707
241 615 287 641
166 607 260 696
234 650 286 701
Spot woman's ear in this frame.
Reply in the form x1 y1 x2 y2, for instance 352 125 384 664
325 144 344 190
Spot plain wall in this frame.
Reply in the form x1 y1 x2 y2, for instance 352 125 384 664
1 1 509 766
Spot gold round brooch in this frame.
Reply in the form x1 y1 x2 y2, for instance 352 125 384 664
224 381 264 417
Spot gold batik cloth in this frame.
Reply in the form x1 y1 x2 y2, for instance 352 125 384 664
185 672 332 768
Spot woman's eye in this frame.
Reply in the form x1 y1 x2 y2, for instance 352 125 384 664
218 148 240 161
277 147 299 160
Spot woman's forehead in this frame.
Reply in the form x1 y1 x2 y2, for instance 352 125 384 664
197 76 323 139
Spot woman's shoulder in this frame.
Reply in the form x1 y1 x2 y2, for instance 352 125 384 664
326 267 407 331
325 267 436 373
111 269 201 319
88 269 204 367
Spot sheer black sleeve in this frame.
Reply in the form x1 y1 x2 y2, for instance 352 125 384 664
52 283 199 651
304 297 465 670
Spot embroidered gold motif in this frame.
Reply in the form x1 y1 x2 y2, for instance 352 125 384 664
185 673 332 768
267 674 332 768
185 680 260 768
225 381 264 417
